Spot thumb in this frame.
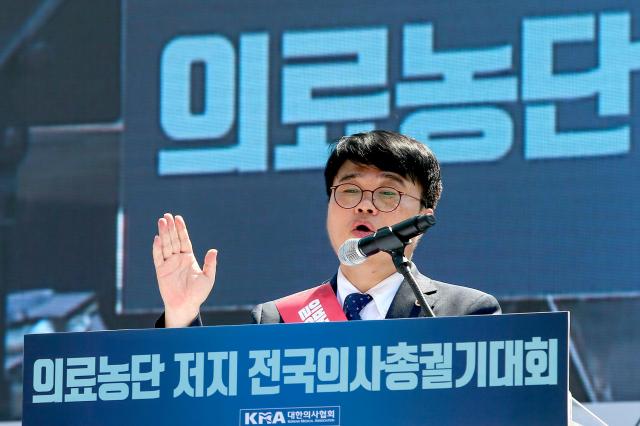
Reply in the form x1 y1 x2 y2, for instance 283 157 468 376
202 249 218 279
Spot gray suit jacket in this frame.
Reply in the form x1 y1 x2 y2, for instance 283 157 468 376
250 267 500 324
155 267 500 327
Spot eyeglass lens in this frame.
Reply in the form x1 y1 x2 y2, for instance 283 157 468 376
333 183 401 212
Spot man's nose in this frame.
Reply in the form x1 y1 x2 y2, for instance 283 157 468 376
356 190 379 214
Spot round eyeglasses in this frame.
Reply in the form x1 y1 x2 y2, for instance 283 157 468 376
330 183 422 212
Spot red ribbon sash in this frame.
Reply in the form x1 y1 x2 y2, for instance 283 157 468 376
274 283 347 323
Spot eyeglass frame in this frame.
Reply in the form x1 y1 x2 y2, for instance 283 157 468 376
329 183 424 212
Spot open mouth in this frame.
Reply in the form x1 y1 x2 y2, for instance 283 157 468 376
352 223 375 237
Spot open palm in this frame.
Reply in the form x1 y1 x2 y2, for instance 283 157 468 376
152 213 217 327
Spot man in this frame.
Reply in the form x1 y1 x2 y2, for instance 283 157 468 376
154 130 500 327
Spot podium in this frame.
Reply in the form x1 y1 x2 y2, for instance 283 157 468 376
23 312 572 425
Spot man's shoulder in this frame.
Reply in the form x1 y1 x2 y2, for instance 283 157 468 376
427 278 501 316
251 278 336 324
250 300 284 324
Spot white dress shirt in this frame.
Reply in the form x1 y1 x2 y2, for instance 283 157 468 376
336 268 404 320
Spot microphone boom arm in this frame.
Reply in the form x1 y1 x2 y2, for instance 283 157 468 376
373 216 436 318
338 214 437 317
389 249 435 318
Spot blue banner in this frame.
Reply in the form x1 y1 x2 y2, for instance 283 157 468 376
120 0 640 312
23 313 569 425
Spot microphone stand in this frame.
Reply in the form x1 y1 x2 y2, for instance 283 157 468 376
372 225 435 317
389 249 435 318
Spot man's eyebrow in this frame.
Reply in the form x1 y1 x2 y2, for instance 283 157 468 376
380 172 406 186
337 172 361 183
337 171 407 186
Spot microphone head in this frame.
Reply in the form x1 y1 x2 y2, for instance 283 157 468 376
338 238 367 266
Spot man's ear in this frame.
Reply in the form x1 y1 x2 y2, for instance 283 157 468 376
420 207 434 216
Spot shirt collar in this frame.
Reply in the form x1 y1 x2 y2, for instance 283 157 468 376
336 267 405 318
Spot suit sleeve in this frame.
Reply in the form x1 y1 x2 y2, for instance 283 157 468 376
154 312 203 328
466 293 501 315
250 304 263 324
250 302 284 324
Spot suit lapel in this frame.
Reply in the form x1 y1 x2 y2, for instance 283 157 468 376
385 266 438 319
329 274 338 295
327 268 437 319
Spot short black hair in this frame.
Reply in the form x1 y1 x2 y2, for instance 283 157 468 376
324 130 443 209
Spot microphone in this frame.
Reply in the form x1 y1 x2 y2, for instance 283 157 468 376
338 214 436 266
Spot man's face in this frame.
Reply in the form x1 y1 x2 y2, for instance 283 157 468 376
326 160 433 262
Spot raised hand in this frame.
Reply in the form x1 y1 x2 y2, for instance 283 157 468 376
152 213 217 327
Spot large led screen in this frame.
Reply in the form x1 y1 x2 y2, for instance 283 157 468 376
120 0 640 312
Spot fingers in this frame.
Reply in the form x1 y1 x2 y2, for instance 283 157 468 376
175 215 193 253
165 214 181 254
152 235 164 267
202 249 218 279
158 217 173 259
157 213 194 261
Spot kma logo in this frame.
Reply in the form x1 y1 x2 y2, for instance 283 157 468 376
242 410 286 424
